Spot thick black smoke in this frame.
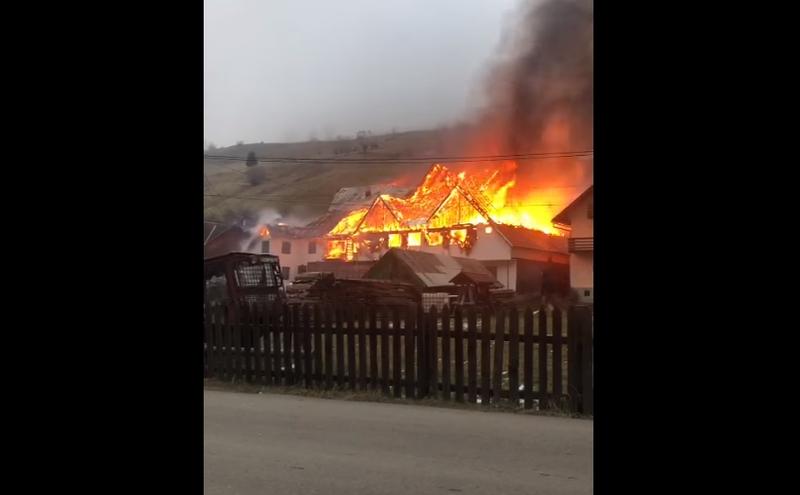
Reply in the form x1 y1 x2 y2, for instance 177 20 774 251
465 0 593 193
466 0 592 157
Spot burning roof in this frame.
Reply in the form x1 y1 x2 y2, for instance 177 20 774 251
326 162 567 238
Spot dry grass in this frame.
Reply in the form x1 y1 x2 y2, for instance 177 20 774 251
203 130 444 221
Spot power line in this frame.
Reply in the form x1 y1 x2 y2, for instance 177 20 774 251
203 150 593 165
204 193 558 207
203 182 582 200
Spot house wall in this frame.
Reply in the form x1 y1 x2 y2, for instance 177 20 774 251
257 235 325 281
350 226 513 264
479 260 517 290
568 193 593 238
469 228 513 260
562 190 593 302
496 260 517 290
570 252 593 302
369 226 512 260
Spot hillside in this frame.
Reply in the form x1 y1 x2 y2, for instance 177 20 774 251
203 128 472 225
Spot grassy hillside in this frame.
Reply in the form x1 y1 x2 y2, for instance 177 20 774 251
203 129 471 224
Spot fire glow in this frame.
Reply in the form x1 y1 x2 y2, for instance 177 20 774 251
324 160 573 259
329 162 566 234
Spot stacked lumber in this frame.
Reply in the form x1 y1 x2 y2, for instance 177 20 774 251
286 273 420 306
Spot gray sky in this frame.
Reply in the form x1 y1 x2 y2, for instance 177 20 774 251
204 0 522 147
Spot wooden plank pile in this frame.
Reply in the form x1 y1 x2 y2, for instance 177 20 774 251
287 272 420 306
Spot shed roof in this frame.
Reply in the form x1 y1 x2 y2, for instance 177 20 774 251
364 248 499 289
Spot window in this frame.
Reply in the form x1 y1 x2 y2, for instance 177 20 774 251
281 241 291 254
308 241 316 254
450 228 468 247
326 240 346 259
281 266 290 280
298 264 307 274
407 232 421 246
587 202 593 219
584 289 591 297
388 233 402 247
261 240 270 253
426 231 443 246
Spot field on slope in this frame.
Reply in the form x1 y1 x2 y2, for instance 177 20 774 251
203 129 469 224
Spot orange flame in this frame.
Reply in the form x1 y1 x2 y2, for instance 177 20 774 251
324 161 573 258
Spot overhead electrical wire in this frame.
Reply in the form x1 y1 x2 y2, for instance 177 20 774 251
203 149 593 165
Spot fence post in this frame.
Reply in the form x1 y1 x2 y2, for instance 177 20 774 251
428 305 438 399
405 305 417 399
580 306 593 416
417 304 428 398
568 305 593 415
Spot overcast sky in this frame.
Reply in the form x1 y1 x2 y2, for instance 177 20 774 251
204 0 522 147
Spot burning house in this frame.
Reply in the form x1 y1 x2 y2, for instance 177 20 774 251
320 163 571 296
231 0 592 297
238 183 409 282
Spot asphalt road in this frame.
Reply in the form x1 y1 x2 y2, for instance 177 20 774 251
204 390 593 495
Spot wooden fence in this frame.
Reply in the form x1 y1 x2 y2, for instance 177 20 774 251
203 303 593 414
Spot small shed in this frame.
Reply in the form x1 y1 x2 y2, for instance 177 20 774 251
363 248 503 308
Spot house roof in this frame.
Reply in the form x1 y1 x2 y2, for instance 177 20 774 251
304 210 358 237
552 185 593 225
364 248 499 289
493 224 568 254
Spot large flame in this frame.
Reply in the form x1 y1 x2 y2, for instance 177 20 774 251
326 160 570 246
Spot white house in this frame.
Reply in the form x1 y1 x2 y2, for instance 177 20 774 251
243 224 327 282
552 185 593 303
